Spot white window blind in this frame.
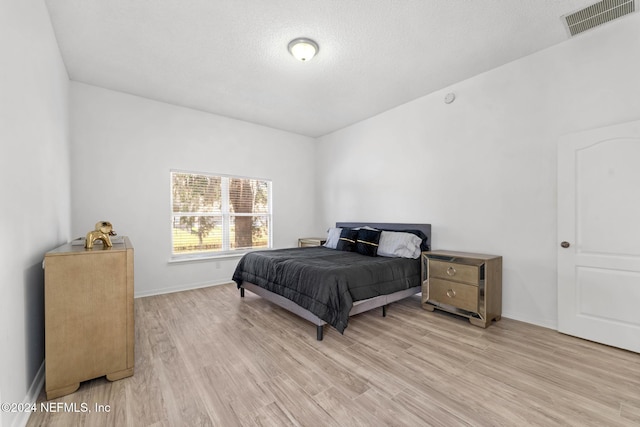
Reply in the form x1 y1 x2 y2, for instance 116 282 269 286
171 171 271 257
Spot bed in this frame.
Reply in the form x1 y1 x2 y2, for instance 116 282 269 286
232 222 431 340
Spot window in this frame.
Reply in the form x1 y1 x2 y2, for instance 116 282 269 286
171 171 271 258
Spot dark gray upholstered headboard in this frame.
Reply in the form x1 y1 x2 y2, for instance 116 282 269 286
335 222 431 251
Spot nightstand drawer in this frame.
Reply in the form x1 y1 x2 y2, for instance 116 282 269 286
429 260 480 285
429 278 479 312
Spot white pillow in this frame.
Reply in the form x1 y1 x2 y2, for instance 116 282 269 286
323 227 342 249
377 231 422 259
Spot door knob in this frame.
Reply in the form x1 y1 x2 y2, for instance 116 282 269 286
561 241 570 248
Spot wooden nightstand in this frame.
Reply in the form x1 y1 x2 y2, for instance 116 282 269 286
421 250 502 328
297 237 327 247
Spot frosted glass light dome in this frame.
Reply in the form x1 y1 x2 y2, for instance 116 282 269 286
288 38 318 62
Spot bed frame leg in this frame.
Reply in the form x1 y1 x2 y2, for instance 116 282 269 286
382 304 388 317
240 287 245 298
316 325 324 341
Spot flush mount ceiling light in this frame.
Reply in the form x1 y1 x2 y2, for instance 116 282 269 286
288 38 319 62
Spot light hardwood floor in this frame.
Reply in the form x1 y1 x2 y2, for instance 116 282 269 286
28 283 640 426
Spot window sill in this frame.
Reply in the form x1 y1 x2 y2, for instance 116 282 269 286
168 248 269 264
168 253 245 264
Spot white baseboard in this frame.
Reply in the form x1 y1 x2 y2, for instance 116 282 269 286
134 279 232 298
11 361 44 427
501 311 557 331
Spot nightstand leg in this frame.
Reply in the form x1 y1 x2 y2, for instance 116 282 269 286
422 303 435 312
469 317 489 328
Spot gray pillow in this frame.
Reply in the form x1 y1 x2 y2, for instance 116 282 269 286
323 227 342 249
377 231 422 258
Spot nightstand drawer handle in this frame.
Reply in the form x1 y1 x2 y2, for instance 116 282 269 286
446 266 456 276
446 289 456 298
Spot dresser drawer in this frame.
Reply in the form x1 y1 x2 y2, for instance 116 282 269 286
429 278 479 312
429 260 480 285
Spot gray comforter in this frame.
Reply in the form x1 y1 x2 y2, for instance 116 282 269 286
232 246 420 333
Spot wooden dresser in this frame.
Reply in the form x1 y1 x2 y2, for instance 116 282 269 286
43 237 134 400
421 250 502 328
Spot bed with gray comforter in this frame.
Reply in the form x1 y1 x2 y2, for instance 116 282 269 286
232 222 431 340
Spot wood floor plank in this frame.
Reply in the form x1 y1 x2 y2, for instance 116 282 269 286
242 401 299 427
391 388 474 427
28 283 640 426
313 386 382 427
352 388 438 426
621 402 640 424
260 374 340 427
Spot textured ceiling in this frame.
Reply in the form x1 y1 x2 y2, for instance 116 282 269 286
45 0 598 137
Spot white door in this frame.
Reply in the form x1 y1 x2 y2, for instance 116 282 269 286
558 120 640 353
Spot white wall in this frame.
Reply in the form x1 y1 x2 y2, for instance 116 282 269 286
315 14 640 329
0 1 70 426
70 83 317 297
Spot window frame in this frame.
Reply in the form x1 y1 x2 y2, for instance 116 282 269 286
169 169 273 261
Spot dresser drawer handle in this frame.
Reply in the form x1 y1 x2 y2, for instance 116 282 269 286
446 266 456 276
446 289 456 298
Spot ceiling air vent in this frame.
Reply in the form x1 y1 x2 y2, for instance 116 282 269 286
563 0 635 36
